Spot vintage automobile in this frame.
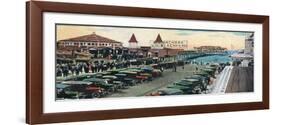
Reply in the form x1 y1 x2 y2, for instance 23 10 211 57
173 79 202 94
119 71 143 83
102 75 118 79
156 88 184 96
185 75 209 91
83 78 115 92
141 67 153 73
194 72 211 77
139 73 152 81
59 81 93 99
115 73 136 86
56 83 71 99
115 73 127 78
84 86 106 98
112 81 125 89
128 68 143 73
201 68 216 77
102 75 125 89
166 84 193 94
123 78 137 86
135 75 148 82
129 69 149 81
181 78 200 83
119 70 138 75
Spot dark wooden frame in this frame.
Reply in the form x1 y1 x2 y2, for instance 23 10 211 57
26 1 269 124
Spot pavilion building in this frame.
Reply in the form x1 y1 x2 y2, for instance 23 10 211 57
57 32 123 51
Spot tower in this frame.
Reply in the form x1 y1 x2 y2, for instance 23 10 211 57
152 34 164 49
244 33 254 55
128 33 138 48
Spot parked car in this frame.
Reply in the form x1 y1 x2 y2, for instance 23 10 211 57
83 78 115 92
166 84 193 94
56 83 71 99
119 71 143 83
84 86 105 98
172 79 201 94
185 75 209 91
156 88 184 96
59 81 93 99
115 73 136 86
201 68 216 77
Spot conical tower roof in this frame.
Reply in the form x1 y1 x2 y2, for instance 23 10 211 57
154 34 163 43
128 33 138 43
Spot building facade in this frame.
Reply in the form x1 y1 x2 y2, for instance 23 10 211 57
244 33 254 56
151 34 188 50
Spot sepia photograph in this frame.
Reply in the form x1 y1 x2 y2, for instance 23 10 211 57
55 24 254 100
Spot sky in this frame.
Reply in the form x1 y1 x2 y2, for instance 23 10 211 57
56 24 253 50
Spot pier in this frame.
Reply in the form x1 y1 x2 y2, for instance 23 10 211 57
211 66 253 93
226 66 254 93
177 51 228 61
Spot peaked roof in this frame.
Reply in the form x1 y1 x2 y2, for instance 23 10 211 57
154 34 163 43
128 33 138 43
59 32 121 43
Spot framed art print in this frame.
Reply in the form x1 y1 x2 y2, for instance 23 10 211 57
26 1 269 124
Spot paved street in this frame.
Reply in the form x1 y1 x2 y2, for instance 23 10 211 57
106 64 200 97
226 66 254 93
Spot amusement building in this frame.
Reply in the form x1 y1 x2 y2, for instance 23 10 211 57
57 32 189 62
151 34 188 50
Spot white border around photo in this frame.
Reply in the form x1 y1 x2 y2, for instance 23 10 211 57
43 12 263 113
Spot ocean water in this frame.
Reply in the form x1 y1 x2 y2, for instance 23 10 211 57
192 55 232 64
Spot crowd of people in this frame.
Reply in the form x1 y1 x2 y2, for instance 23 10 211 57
56 58 170 77
56 61 129 77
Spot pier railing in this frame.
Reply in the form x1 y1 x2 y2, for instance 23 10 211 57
177 52 228 61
